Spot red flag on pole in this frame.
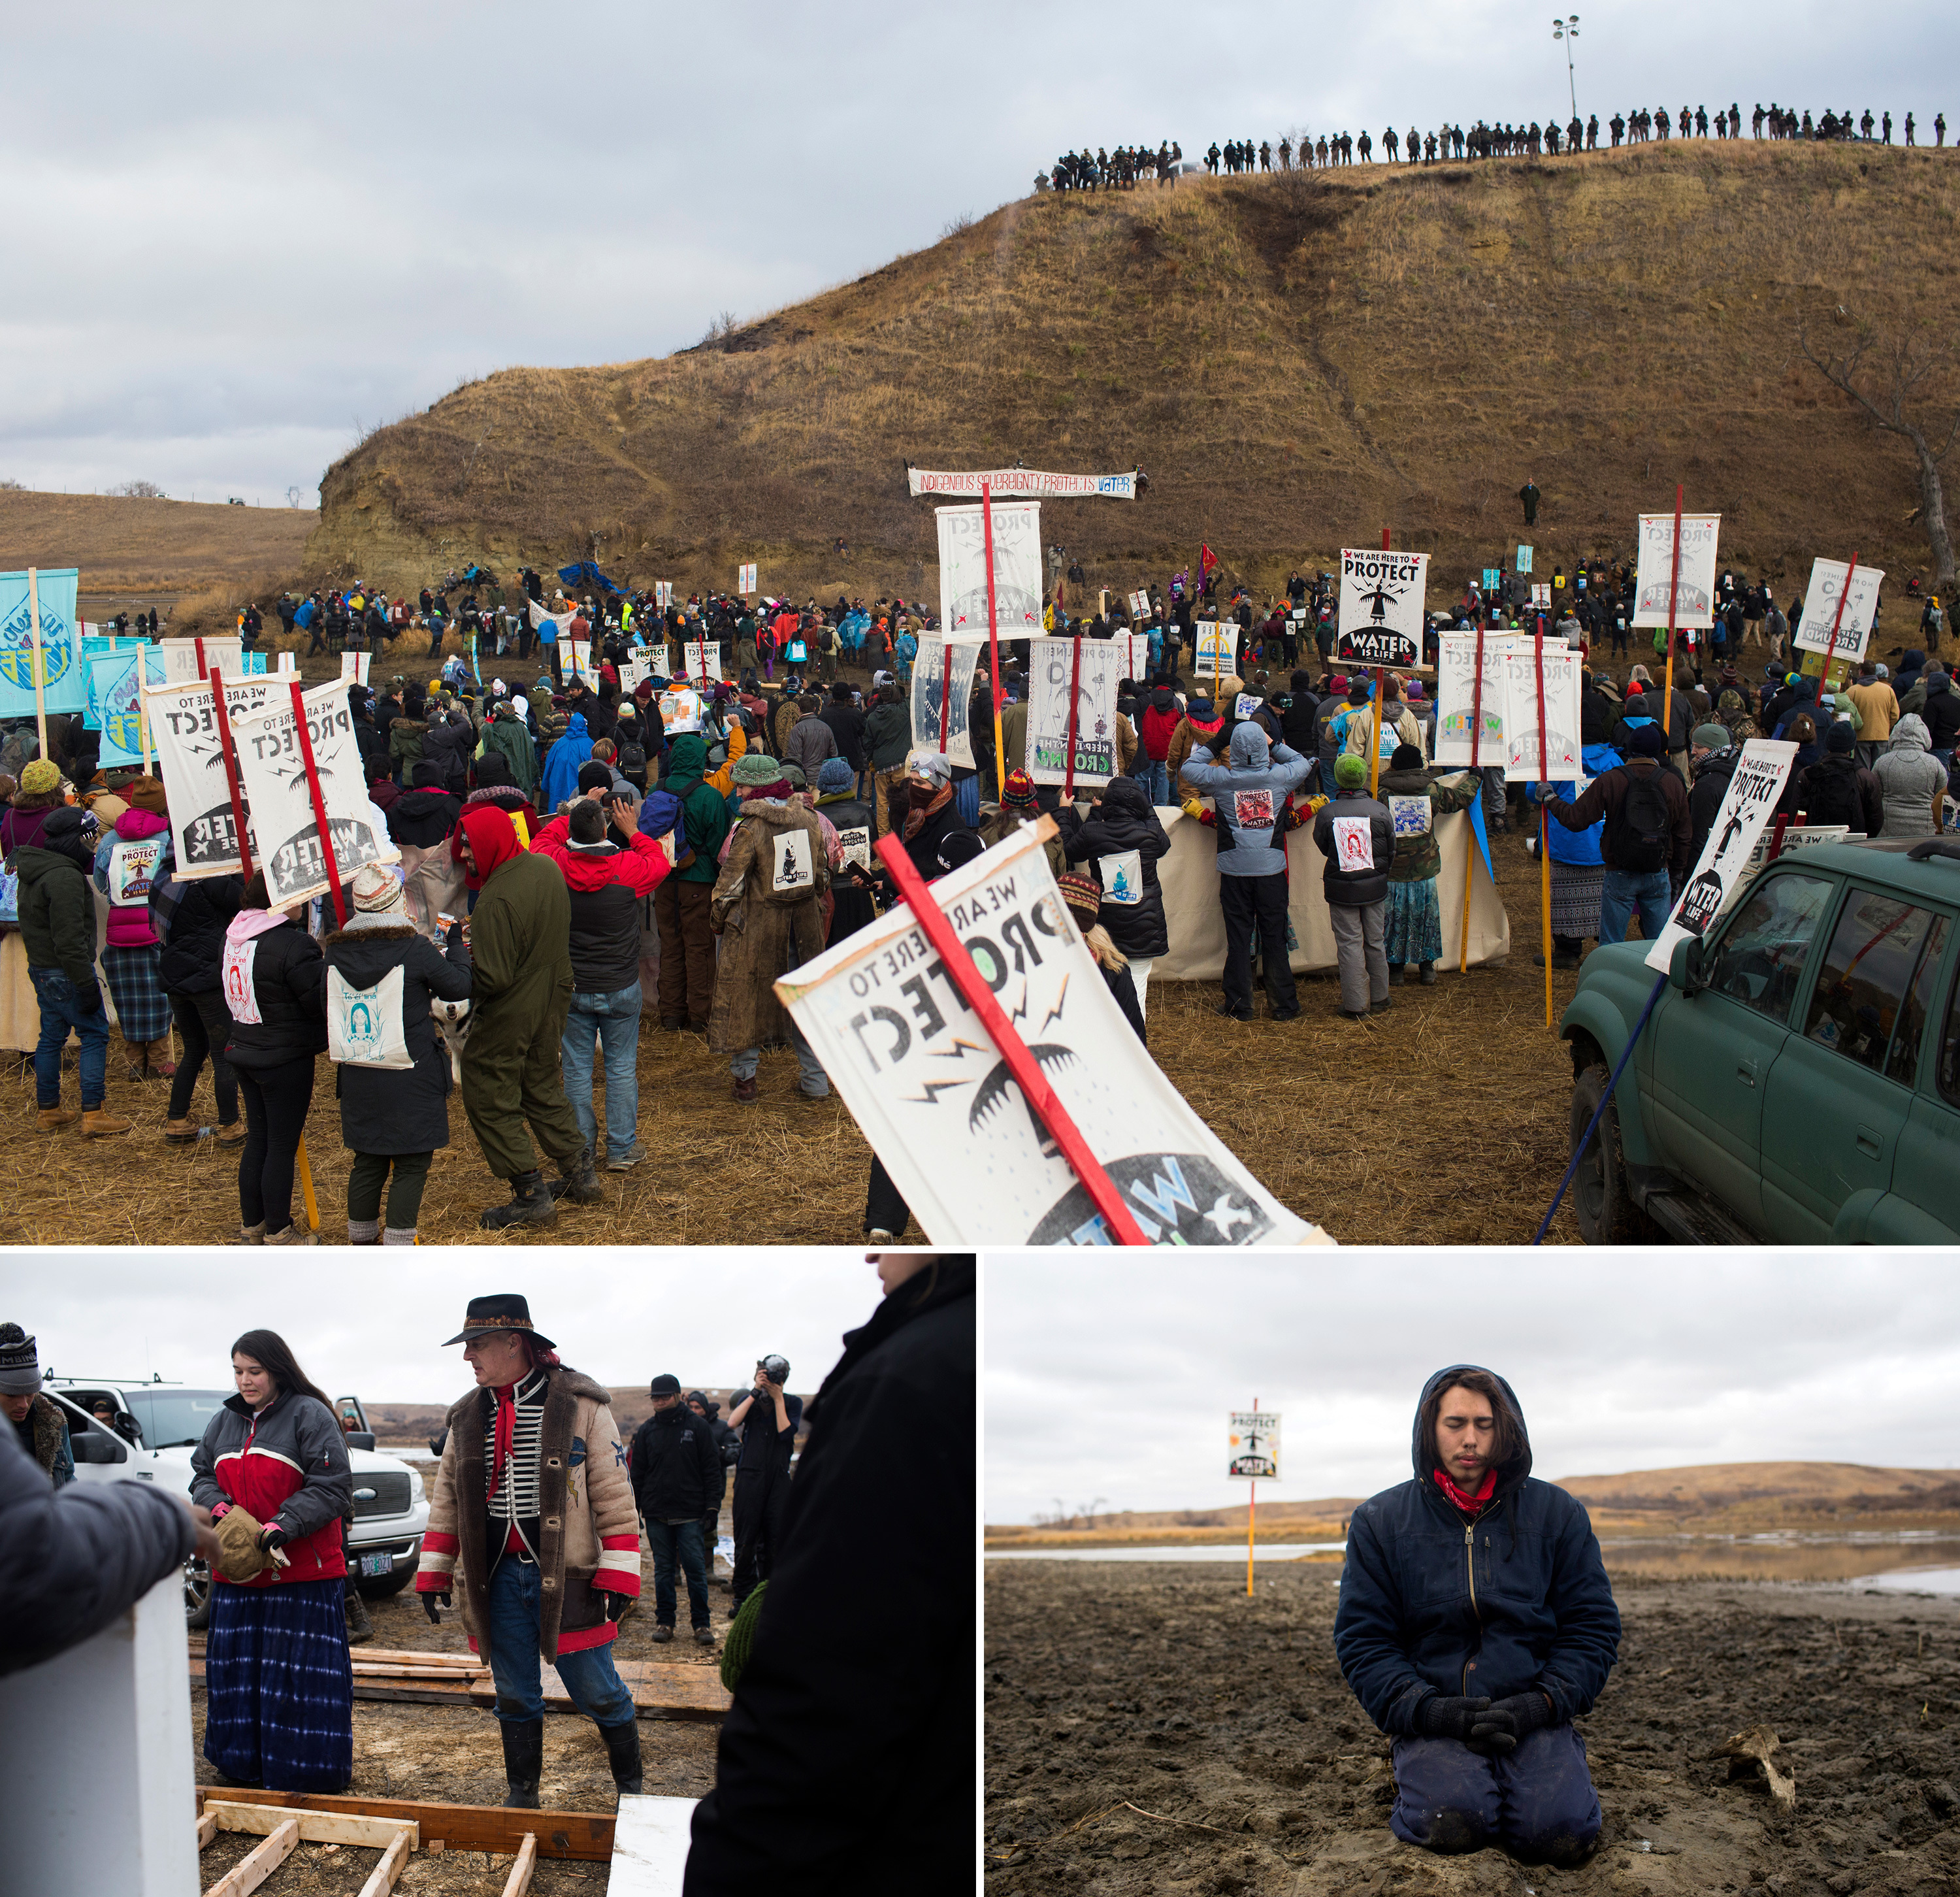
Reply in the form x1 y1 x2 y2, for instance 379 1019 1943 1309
1199 543 1218 578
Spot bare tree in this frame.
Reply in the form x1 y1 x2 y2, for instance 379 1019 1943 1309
1799 320 1959 591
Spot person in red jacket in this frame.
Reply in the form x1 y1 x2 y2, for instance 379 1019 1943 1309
531 791 670 1169
189 1329 354 1791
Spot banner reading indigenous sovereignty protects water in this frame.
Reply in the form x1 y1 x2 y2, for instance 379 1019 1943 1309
1336 549 1429 668
908 467 1137 500
1632 512 1722 627
88 646 168 769
776 823 1322 1247
0 568 82 716
144 675 282 876
910 633 983 768
231 682 398 910
936 501 1044 638
1793 557 1886 661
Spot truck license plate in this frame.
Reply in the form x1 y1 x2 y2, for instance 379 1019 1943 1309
360 1551 393 1577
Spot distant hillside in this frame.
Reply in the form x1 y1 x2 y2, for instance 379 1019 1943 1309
365 1385 800 1445
315 141 1959 608
0 489 315 600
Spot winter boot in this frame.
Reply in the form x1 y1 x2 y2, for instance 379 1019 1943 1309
1419 961 1439 985
37 1105 78 1131
1388 964 1406 985
164 1117 202 1142
481 1171 556 1231
216 1119 247 1146
500 1718 544 1809
549 1146 604 1206
731 1074 759 1102
344 1583 375 1645
81 1106 133 1138
235 1222 265 1245
600 1719 643 1797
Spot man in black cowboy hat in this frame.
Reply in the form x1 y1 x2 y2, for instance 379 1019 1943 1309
416 1295 645 1807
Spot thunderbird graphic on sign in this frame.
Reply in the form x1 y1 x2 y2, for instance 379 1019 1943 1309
1353 579 1407 627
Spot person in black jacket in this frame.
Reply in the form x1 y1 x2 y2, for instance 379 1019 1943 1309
154 866 246 1146
817 682 868 795
629 1374 724 1646
323 865 473 1244
1056 774 1171 1019
725 1357 802 1616
422 699 474 793
684 1253 973 1890
220 872 328 1245
1333 1365 1620 1866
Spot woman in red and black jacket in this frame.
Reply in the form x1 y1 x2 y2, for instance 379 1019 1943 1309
189 1328 354 1791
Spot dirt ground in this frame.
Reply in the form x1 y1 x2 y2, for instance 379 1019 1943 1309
985 1559 1960 1896
190 1581 725 1894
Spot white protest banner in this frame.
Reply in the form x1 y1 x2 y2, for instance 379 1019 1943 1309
0 567 83 716
683 640 723 682
776 823 1324 1246
157 636 245 684
556 638 599 690
1025 636 1125 787
1192 621 1233 678
231 681 399 910
1501 642 1583 782
338 650 371 685
143 675 282 876
1130 589 1149 617
619 657 651 697
1337 548 1429 668
907 466 1137 500
1228 1413 1281 1481
1793 557 1886 661
1433 631 1510 768
738 562 757 595
655 581 674 612
1632 512 1721 627
88 646 168 770
530 596 574 646
1644 739 1799 972
936 501 1045 639
909 633 983 767
657 685 703 734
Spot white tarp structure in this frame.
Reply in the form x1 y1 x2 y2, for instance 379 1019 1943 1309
908 466 1137 499
231 680 398 909
936 500 1045 639
143 674 283 876
1793 557 1886 661
1632 512 1722 627
1434 632 1582 780
1337 548 1429 668
0 567 82 717
1023 636 1145 787
777 823 1326 1246
909 632 985 767
1228 1412 1281 1481
1646 740 1799 971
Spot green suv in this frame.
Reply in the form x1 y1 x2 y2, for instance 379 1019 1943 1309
1560 838 1960 1244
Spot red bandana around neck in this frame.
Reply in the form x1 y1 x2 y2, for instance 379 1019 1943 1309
487 1381 519 1500
1433 1465 1497 1515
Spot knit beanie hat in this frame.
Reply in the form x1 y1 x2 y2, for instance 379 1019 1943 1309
732 753 782 786
906 750 952 787
1626 722 1667 756
999 768 1038 810
1825 721 1855 755
350 864 406 914
1334 753 1369 789
122 775 169 814
0 1323 41 1394
19 759 59 796
817 758 855 794
1391 744 1424 770
1691 723 1730 751
782 763 808 790
1055 871 1102 923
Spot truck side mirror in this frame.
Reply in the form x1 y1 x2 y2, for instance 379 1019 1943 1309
1667 936 1705 995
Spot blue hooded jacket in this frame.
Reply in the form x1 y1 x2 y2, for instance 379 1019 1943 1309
539 712 594 811
1525 742 1620 866
1179 723 1311 877
1332 1364 1621 1736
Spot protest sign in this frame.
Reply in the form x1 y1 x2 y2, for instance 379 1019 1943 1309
1130 589 1149 616
1531 582 1552 609
0 567 82 717
1482 567 1501 591
158 636 244 684
1518 545 1534 574
81 636 135 729
1793 557 1885 662
776 823 1322 1246
143 674 282 876
936 501 1044 638
1633 512 1721 626
906 466 1137 500
683 640 723 682
655 581 673 611
618 657 651 696
1025 636 1125 786
88 646 167 770
1388 795 1432 839
1434 632 1509 768
338 650 371 685
231 682 398 910
1337 548 1429 667
909 633 982 767
1644 740 1799 972
1501 642 1583 781
1192 621 1233 678
657 685 703 734
240 651 269 675
738 562 757 595
557 638 599 690
1228 1413 1281 1481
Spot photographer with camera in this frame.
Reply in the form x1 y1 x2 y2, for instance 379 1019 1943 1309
725 1356 802 1617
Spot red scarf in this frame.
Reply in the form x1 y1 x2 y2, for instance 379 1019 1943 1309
487 1381 519 1500
1432 1466 1496 1515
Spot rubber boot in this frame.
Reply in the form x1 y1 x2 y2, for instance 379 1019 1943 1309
481 1171 557 1231
37 1106 78 1131
600 1719 643 1797
344 1582 375 1645
82 1106 133 1138
548 1146 604 1206
500 1718 544 1809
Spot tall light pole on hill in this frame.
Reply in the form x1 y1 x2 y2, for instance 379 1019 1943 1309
1553 15 1580 122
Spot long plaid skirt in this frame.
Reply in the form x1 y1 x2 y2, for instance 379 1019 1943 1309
204 1576 353 1791
100 944 171 1042
1384 877 1443 966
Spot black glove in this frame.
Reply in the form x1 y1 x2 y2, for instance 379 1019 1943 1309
603 1591 633 1623
256 1524 287 1552
423 1590 450 1625
75 980 105 1017
1467 1692 1554 1755
1417 1695 1491 1742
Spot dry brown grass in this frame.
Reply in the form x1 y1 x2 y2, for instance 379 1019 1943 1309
313 141 1960 603
0 490 316 599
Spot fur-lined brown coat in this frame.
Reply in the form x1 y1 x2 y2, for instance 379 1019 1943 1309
708 799 828 1055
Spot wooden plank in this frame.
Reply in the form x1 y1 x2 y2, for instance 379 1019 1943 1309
356 1825 414 1897
195 1809 218 1849
195 1790 615 1862
500 1832 539 1897
353 1662 492 1681
202 1817 297 1897
191 1656 729 1721
605 1796 698 1897
205 1801 419 1849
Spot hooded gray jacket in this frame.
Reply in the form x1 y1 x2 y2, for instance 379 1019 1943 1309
1179 724 1312 878
1874 714 1948 837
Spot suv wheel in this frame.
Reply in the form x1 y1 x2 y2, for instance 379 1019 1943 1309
184 1557 212 1630
1569 1063 1654 1244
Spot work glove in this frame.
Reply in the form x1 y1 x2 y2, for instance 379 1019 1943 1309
1416 1695 1491 1743
423 1589 450 1625
1467 1692 1555 1756
75 980 105 1016
255 1523 287 1552
602 1592 634 1624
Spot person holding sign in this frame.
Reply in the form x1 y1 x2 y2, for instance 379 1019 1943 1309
1312 754 1396 1018
1541 724 1691 945
1333 1366 1619 1867
90 780 177 1081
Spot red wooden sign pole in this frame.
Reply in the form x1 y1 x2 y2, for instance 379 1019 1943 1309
874 833 1149 1245
1534 618 1553 1028
1659 484 1684 746
289 680 348 927
983 480 1007 800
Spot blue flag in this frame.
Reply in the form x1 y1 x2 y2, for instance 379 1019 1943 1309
1467 785 1495 889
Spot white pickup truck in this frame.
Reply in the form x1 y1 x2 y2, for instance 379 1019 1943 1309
42 1377 429 1623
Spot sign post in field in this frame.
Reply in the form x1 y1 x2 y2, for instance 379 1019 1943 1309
1228 1404 1281 1597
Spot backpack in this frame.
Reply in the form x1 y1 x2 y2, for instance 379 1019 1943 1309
1607 767 1671 872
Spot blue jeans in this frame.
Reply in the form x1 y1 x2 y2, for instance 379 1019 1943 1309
729 1016 828 1095
484 1556 635 1726
561 982 640 1161
644 1519 711 1628
1598 867 1673 944
31 968 108 1110
1132 756 1170 806
1390 1725 1601 1862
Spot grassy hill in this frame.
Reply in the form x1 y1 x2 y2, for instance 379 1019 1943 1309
314 140 1960 607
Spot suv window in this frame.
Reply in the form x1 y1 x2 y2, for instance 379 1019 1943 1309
1802 893 1946 1078
1939 951 1960 1106
1704 872 1835 1026
1888 916 1952 1089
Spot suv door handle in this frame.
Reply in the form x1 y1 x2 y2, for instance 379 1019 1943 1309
1737 1058 1759 1087
1855 1126 1882 1159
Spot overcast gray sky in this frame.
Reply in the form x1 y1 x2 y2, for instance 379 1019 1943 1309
0 1248 881 1406
5 2 1956 508
985 1252 1960 1523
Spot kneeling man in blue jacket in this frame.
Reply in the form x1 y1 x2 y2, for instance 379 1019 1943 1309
1333 1365 1621 1866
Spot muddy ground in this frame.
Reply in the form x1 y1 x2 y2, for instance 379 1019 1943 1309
191 1581 725 1895
985 1559 1960 1896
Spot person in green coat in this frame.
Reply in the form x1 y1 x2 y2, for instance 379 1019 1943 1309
1377 744 1480 985
653 733 732 1031
449 804 600 1228
478 695 538 798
